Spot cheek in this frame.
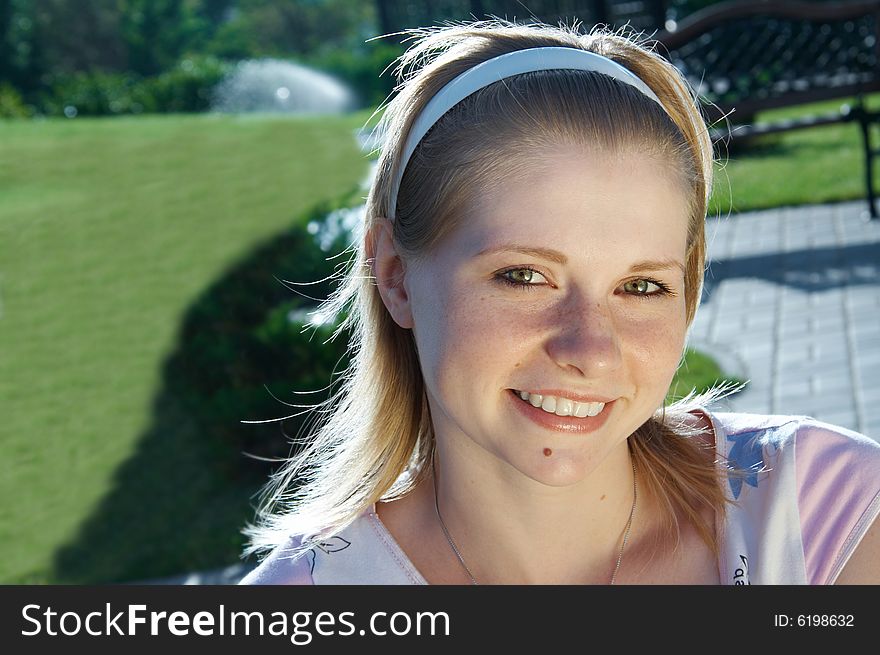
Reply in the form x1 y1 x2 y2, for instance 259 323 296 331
411 285 532 389
619 303 688 381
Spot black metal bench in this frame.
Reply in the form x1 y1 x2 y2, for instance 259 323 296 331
656 0 880 218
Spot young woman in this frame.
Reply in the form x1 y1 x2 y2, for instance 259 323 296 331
239 20 880 585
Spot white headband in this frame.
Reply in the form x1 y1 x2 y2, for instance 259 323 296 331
389 46 665 219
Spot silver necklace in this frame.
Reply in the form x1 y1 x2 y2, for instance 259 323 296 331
431 453 638 585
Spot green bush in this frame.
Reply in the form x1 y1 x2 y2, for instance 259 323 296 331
40 55 230 116
306 40 404 108
141 55 231 113
42 71 144 116
0 84 33 118
31 40 397 116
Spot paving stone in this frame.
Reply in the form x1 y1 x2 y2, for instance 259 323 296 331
810 313 847 330
746 288 779 306
857 385 880 406
775 379 813 399
810 345 852 365
809 373 855 394
855 363 880 390
779 320 810 338
775 366 822 386
862 420 880 441
731 400 773 415
798 393 856 416
845 287 880 305
688 327 712 343
850 359 880 384
740 370 773 389
780 286 811 303
854 333 880 351
810 411 860 432
744 313 777 331
740 342 776 360
777 343 816 365
774 395 827 416
712 322 751 342
851 320 880 337
737 329 776 348
778 305 818 325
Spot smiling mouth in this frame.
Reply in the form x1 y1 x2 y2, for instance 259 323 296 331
511 389 606 418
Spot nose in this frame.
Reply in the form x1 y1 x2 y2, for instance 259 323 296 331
544 295 623 378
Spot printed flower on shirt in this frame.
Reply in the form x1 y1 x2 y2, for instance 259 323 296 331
726 430 768 499
316 537 351 554
305 536 352 575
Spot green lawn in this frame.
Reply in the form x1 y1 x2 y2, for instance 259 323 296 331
708 94 880 214
1 91 870 584
0 111 373 583
668 348 743 403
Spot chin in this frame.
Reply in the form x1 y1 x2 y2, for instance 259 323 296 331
509 449 602 488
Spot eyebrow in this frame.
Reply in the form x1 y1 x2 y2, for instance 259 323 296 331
629 259 687 276
476 245 686 275
476 245 568 264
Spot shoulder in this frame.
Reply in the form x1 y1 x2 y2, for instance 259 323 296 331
238 509 427 585
788 418 880 505
792 419 880 584
709 411 880 468
238 535 314 585
710 411 880 584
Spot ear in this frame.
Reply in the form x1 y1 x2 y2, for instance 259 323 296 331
367 218 414 329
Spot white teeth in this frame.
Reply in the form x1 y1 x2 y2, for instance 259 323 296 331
556 398 573 416
516 390 606 418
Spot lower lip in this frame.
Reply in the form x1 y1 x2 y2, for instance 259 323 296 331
507 390 614 434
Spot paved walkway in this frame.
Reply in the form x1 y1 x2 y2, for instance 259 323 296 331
689 200 880 439
154 199 880 585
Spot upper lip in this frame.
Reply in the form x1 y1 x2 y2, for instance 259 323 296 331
511 388 616 404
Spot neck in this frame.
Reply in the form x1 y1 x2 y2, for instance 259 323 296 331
429 437 642 585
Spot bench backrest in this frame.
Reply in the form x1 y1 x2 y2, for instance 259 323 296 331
656 0 880 122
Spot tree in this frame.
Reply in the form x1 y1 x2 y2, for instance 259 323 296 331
30 0 127 75
209 0 377 59
0 0 45 95
121 0 203 76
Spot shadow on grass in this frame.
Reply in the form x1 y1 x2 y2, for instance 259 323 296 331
50 192 358 584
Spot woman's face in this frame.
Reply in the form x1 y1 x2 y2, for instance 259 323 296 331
401 147 691 486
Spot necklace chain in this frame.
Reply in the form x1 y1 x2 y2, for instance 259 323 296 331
610 456 638 585
431 452 637 585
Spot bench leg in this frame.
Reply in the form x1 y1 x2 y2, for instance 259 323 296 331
858 115 879 219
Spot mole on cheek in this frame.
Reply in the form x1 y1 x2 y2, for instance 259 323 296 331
543 448 552 457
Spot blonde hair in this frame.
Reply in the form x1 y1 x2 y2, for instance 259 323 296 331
243 19 733 562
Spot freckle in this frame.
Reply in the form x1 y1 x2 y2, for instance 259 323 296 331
514 362 520 368
543 448 552 457
600 494 606 501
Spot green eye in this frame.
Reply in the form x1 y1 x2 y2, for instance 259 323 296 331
624 279 655 294
507 269 535 283
497 268 548 290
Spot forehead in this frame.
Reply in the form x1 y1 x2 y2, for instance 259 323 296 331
444 148 691 265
